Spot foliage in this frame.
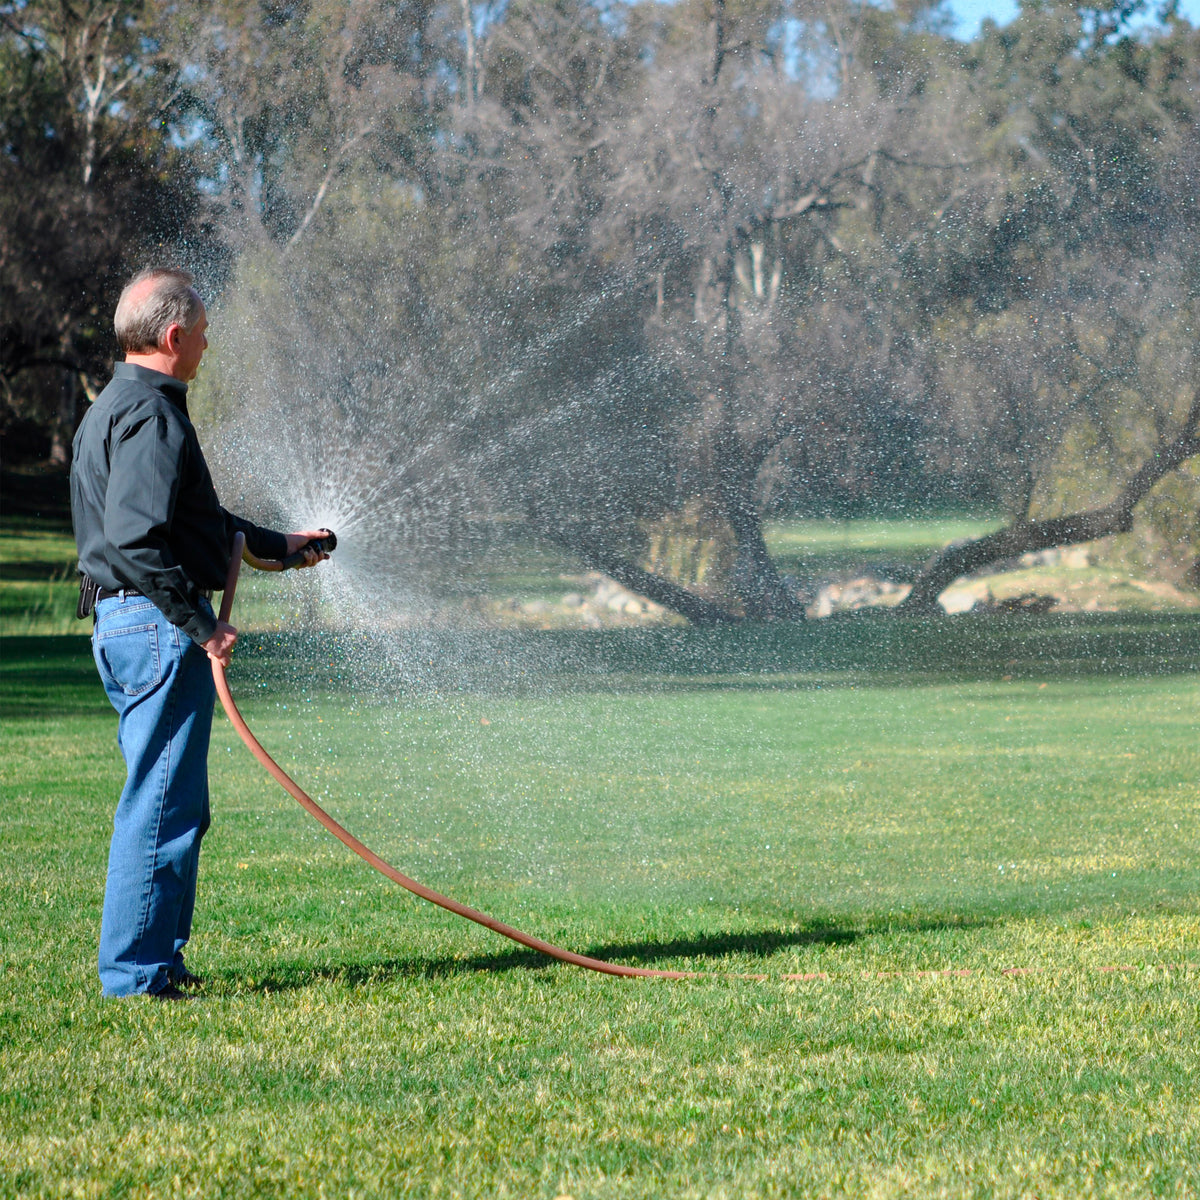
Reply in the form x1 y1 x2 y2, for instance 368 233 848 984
4 0 1200 615
0 0 210 460
919 4 1200 543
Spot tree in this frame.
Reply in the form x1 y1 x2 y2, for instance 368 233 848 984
897 2 1200 609
437 0 983 618
0 0 203 461
160 0 459 254
141 0 1200 623
187 0 707 612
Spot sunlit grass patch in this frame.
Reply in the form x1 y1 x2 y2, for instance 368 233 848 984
0 521 82 636
765 514 1005 567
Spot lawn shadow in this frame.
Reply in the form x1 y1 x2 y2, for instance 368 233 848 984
229 915 995 993
247 615 1200 699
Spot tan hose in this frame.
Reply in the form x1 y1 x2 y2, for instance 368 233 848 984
213 531 695 979
240 545 286 572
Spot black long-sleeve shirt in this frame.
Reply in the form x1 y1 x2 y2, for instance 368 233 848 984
70 362 287 645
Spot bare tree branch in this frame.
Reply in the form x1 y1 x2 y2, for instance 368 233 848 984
899 393 1200 613
540 524 740 625
285 127 369 253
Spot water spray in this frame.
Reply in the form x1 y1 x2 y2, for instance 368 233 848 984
213 531 695 980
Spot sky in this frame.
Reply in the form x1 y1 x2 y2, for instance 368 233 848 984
948 0 1200 38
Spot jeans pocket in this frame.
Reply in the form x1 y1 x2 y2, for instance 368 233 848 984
95 622 163 697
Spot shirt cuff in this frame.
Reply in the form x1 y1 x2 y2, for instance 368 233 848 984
182 596 218 646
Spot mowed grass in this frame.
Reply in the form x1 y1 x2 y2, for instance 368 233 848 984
0 520 81 636
3 607 1200 1198
764 515 1005 580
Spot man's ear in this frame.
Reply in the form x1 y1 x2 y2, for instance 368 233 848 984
162 323 183 353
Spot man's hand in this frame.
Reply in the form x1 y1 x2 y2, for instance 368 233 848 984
284 529 334 570
202 621 238 668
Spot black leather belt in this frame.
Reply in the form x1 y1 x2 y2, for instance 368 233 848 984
96 587 212 601
80 578 213 620
78 575 144 619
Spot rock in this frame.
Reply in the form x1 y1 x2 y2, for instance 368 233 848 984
809 575 910 617
1018 545 1091 569
940 590 980 615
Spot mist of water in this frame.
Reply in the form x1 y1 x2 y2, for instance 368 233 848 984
193 246 758 914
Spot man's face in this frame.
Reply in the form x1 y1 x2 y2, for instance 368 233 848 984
173 306 209 382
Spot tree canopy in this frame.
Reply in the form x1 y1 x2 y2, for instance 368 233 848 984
3 0 1198 615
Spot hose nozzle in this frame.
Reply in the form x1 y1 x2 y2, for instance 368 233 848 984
280 529 337 570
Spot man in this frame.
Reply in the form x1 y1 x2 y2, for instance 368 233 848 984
71 266 330 1000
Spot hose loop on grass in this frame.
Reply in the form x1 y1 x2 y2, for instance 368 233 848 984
213 531 694 979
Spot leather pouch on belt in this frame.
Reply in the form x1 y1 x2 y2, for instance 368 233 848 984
77 574 100 620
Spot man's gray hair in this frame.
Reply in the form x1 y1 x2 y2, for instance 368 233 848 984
114 268 204 353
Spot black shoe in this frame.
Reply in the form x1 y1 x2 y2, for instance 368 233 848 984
170 968 205 990
149 983 194 1002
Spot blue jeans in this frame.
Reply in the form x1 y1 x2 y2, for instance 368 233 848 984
92 595 214 996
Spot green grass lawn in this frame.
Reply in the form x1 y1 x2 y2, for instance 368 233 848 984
0 520 80 636
764 515 1005 580
4 613 1200 1198
4 512 1200 1197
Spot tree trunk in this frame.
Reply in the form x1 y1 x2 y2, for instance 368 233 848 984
899 397 1200 613
461 0 477 109
715 417 805 621
541 525 739 625
48 367 79 467
728 519 803 620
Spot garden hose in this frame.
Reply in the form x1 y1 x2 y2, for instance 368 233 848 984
212 537 1141 986
212 531 695 980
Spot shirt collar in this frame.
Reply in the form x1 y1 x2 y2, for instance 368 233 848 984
112 361 189 408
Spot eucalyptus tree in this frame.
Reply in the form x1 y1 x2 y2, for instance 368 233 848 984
622 0 974 618
159 0 460 254
182 0 705 611
897 3 1200 609
437 0 978 619
171 0 482 581
0 0 199 461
